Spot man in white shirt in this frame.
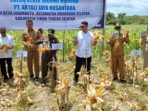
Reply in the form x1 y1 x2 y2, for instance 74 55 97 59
73 21 97 86
0 27 14 82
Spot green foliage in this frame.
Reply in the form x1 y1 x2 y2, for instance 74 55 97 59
106 12 148 25
8 25 146 60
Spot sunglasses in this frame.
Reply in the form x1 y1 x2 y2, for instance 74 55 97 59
115 27 121 30
79 26 85 28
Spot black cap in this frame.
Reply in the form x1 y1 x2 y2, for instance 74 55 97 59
114 23 121 28
79 21 88 27
48 29 55 35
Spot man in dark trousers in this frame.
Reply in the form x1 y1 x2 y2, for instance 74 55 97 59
0 27 15 82
41 29 59 84
73 21 97 86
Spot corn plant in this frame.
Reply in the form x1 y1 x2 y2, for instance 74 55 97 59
56 77 70 110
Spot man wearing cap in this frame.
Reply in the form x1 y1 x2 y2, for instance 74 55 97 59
22 20 41 80
0 27 15 82
141 25 148 69
108 23 130 83
41 29 59 84
73 21 97 86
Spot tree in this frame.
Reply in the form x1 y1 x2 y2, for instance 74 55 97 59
118 13 126 24
106 12 116 25
118 13 126 19
106 12 147 25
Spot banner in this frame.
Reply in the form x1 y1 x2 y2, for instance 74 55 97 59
0 0 106 30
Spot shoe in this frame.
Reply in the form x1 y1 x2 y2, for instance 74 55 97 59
40 79 48 84
9 75 14 79
30 74 34 79
73 81 77 86
113 78 118 82
4 78 9 83
33 77 40 81
120 80 127 84
29 76 34 81
8 77 14 82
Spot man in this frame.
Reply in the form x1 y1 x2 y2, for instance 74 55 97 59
73 21 97 86
40 29 59 84
108 23 130 83
141 25 148 69
22 20 41 80
0 27 15 82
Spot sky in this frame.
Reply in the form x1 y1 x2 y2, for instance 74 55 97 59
106 0 148 16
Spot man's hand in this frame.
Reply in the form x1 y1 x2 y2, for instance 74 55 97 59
108 36 115 46
72 39 78 45
92 39 97 45
3 44 13 49
122 30 130 43
27 43 34 48
124 30 129 37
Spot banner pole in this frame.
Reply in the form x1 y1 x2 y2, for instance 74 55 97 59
100 29 105 59
62 30 66 62
99 0 106 59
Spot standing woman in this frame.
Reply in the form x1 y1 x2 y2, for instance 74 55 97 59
141 25 148 69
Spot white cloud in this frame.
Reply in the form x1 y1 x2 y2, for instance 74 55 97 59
107 0 148 16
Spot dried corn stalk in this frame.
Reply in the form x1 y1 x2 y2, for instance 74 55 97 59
83 77 112 111
68 49 75 64
125 56 147 84
93 31 103 41
56 77 70 107
103 51 111 64
14 72 26 101
82 74 90 85
77 66 91 89
123 30 129 37
37 46 51 53
0 45 10 55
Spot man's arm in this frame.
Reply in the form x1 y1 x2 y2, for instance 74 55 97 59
91 37 97 46
72 37 78 45
90 32 97 46
108 35 115 46
22 32 29 46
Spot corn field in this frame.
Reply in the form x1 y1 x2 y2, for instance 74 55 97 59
0 25 148 111
8 25 146 60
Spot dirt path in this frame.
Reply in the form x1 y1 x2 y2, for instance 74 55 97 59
28 81 58 111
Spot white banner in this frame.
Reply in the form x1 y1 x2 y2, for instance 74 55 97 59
0 0 106 30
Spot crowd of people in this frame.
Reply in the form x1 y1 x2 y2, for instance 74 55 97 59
0 20 148 86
